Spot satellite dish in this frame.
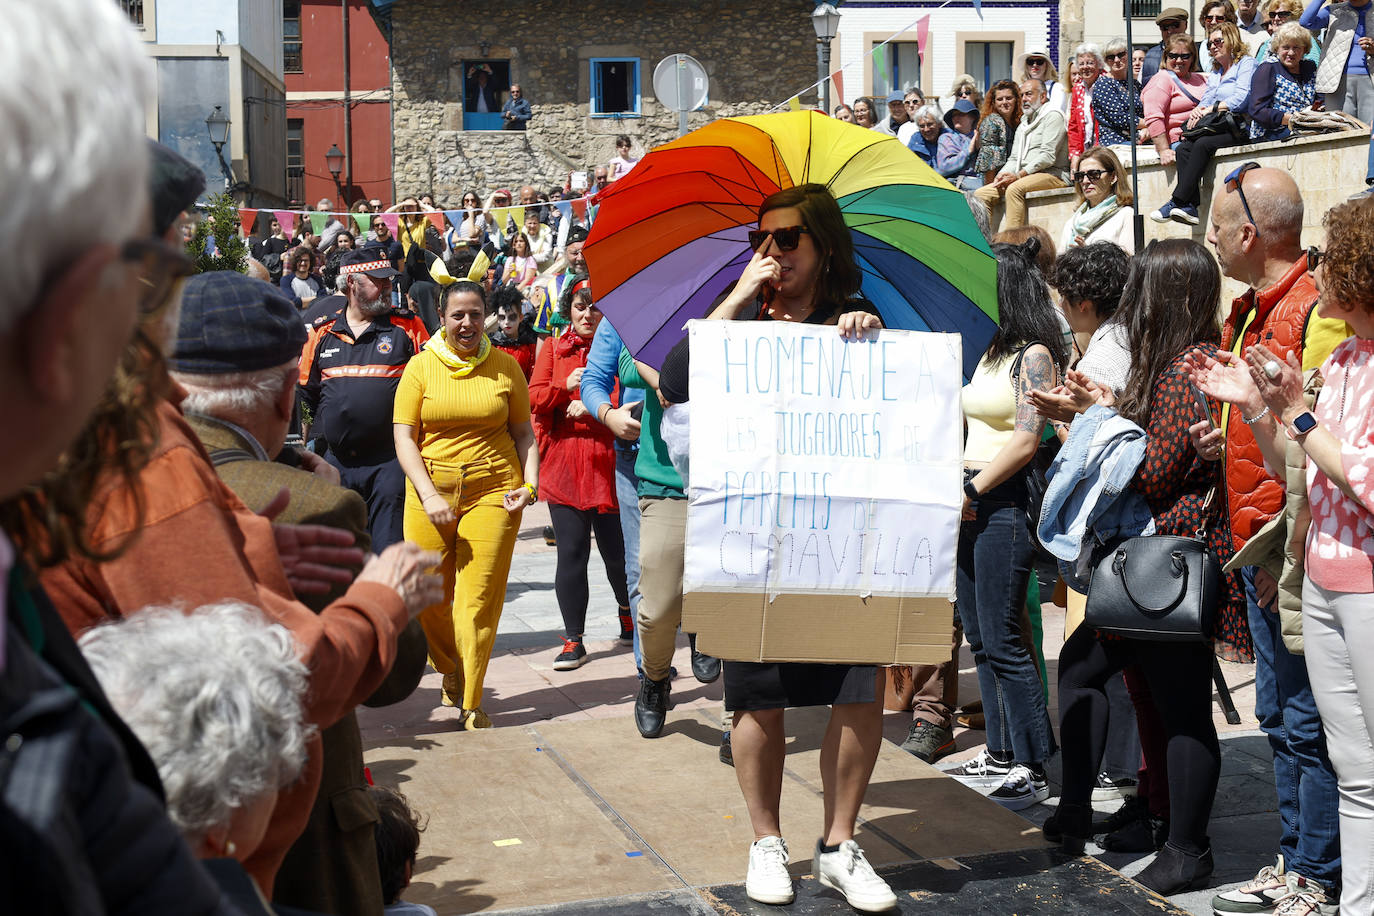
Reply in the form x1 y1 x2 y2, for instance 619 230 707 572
653 54 709 113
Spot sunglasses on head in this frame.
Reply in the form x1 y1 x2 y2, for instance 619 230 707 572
1073 168 1111 184
1167 52 1194 60
747 225 809 252
1224 161 1262 237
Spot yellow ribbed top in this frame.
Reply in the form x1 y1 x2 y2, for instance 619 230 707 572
962 352 1017 463
393 348 530 472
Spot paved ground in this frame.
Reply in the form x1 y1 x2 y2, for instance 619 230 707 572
358 502 1280 915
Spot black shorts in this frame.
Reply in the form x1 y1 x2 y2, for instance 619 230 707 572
723 661 877 711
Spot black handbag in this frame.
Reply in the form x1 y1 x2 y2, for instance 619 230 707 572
1083 488 1221 642
1179 109 1248 143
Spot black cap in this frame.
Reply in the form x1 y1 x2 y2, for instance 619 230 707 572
171 271 308 374
565 225 589 246
148 139 206 237
339 245 400 278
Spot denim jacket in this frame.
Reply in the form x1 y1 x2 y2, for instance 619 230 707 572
1038 403 1156 588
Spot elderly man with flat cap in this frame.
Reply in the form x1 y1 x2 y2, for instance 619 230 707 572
1141 7 1192 84
172 271 428 916
300 246 431 550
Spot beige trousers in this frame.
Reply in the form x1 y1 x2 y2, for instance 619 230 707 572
974 172 1068 229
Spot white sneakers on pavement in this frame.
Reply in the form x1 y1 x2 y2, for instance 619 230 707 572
745 836 794 905
815 838 898 913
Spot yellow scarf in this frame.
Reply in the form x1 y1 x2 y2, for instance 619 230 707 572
425 327 491 378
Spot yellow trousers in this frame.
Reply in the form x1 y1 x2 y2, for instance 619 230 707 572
404 459 521 711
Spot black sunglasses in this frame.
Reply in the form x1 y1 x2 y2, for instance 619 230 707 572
1207 37 1225 48
1224 161 1262 237
1307 246 1323 272
1105 51 1128 61
1025 58 1048 66
747 225 809 252
1073 168 1111 184
1167 52 1194 60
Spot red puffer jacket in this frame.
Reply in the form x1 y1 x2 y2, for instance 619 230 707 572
1220 257 1316 550
528 330 619 512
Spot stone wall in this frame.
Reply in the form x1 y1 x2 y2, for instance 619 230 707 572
391 0 820 201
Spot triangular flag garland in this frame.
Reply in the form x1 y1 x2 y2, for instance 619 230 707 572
353 213 372 235
831 70 844 106
238 208 258 234
570 199 587 221
378 213 399 235
442 210 464 232
274 210 297 236
787 96 802 111
426 211 445 233
872 44 888 88
309 212 328 236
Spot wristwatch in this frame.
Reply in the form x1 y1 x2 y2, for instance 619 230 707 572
1286 411 1318 439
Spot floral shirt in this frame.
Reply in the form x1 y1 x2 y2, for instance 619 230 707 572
1306 336 1374 593
974 113 1013 174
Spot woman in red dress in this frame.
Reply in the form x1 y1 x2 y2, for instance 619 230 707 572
528 280 630 670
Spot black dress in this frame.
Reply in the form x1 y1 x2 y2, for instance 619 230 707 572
658 296 881 712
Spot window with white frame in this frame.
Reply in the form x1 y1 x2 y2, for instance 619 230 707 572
965 41 1014 91
871 41 922 97
590 58 641 117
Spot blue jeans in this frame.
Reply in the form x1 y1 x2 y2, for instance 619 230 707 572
615 448 643 673
1246 566 1341 889
956 473 1056 765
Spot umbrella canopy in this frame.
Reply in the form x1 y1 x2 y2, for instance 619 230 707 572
583 110 998 376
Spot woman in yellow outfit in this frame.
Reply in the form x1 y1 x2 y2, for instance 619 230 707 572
394 279 539 729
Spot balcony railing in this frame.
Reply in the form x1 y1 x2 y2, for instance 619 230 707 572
117 0 144 27
1124 0 1162 18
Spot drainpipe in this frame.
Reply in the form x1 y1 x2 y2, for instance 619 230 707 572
342 0 353 205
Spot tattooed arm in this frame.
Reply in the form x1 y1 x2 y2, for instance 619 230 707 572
966 345 1055 497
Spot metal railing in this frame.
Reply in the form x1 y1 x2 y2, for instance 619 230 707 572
117 0 144 27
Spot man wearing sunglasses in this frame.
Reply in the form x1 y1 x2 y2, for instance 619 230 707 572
973 79 1069 229
1141 6 1192 84
1196 164 1351 916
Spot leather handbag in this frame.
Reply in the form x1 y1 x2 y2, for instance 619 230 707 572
1083 489 1221 642
1179 109 1247 143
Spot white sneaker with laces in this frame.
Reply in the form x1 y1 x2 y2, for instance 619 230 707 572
816 839 898 913
745 836 794 905
988 764 1049 810
941 748 1013 790
1211 856 1287 914
1272 873 1337 916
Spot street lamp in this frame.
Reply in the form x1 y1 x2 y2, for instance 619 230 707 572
812 2 841 114
325 143 345 200
204 105 236 191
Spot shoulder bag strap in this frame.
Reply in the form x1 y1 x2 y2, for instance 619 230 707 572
1169 72 1203 106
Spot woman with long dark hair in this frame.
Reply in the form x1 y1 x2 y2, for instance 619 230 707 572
976 80 1022 184
657 183 894 912
1045 239 1246 896
943 237 1064 811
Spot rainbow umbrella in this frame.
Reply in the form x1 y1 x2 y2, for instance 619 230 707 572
583 110 997 376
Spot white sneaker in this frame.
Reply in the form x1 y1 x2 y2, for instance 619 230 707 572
988 764 1049 810
816 839 898 912
1272 873 1338 916
940 748 1013 789
745 836 794 905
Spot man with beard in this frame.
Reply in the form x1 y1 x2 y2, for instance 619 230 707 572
300 246 430 548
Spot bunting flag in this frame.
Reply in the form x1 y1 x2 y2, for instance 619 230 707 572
443 209 464 232
353 213 372 235
274 210 297 236
378 213 399 235
554 200 573 222
872 44 888 86
511 205 525 230
570 198 587 221
787 96 802 111
426 211 445 233
917 15 931 56
831 69 844 105
309 212 328 236
238 208 258 234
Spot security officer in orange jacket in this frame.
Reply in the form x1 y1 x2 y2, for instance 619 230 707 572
300 245 430 548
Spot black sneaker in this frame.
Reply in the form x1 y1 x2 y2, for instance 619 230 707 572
634 674 670 738
688 633 720 683
900 718 955 763
617 610 634 644
552 637 586 671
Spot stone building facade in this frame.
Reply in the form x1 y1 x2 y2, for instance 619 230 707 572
390 0 819 201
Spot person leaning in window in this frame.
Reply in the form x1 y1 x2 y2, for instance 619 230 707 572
1149 25 1255 225
943 236 1064 811
1044 240 1248 897
1191 198 1374 916
393 280 539 729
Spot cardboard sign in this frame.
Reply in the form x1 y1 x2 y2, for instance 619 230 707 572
681 320 963 665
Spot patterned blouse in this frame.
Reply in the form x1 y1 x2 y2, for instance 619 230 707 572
1128 346 1251 661
974 113 1014 175
1248 59 1317 140
1091 75 1143 146
1306 336 1374 593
